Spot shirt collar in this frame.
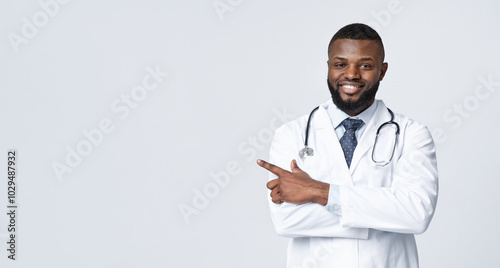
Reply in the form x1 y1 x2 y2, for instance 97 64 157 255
327 99 379 129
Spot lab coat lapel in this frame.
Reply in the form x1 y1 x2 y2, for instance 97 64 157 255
312 103 352 184
350 101 392 172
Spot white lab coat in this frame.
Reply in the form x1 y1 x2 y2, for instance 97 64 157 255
268 99 438 268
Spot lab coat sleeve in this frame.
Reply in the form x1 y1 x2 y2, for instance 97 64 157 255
267 123 368 239
339 121 439 234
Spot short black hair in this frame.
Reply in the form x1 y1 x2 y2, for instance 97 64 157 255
328 23 385 61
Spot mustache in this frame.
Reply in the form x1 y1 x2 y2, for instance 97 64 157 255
327 78 379 115
331 79 365 87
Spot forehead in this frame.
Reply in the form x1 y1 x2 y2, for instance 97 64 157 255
329 39 383 61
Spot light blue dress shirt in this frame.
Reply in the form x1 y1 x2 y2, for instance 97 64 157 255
325 100 379 215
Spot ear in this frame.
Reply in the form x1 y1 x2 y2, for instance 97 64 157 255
379 62 388 81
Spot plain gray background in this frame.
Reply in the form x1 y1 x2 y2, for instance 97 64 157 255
1 0 499 267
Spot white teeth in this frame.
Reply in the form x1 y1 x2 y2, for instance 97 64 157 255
342 85 359 89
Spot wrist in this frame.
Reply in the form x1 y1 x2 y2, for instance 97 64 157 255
310 182 330 206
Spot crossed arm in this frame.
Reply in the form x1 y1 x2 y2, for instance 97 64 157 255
257 158 369 238
257 159 330 206
258 121 438 236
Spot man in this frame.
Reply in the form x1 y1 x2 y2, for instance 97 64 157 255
257 23 438 268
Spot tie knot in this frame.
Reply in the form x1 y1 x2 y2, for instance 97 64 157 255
341 118 364 131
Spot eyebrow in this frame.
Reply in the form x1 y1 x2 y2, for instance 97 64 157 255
332 57 375 61
360 57 374 61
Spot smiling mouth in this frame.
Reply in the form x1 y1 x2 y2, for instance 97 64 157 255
339 83 364 95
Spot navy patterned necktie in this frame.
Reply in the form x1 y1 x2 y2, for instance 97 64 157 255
340 118 364 168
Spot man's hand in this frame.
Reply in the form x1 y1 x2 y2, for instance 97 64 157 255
257 159 329 205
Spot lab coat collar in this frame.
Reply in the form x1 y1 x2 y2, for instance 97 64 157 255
310 100 352 183
350 100 392 171
328 100 378 132
314 99 335 130
313 99 392 173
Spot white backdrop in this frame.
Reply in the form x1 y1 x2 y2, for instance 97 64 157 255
1 0 499 267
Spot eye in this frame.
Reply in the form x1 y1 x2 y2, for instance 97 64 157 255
334 63 346 68
360 64 372 69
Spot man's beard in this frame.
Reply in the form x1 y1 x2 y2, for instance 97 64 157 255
327 78 379 115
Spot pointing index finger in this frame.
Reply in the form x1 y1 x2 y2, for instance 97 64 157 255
257 159 287 176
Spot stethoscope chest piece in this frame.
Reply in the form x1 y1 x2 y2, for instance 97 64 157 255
299 106 400 165
298 106 320 159
298 146 314 158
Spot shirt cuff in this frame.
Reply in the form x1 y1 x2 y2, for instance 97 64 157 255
326 184 342 215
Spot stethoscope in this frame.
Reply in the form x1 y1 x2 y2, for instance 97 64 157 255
298 106 400 166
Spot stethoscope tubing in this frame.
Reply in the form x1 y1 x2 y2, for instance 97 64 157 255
304 106 320 147
300 106 400 166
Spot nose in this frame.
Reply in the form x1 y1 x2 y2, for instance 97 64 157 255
344 65 360 80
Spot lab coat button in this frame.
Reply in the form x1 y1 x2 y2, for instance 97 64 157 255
333 205 340 210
